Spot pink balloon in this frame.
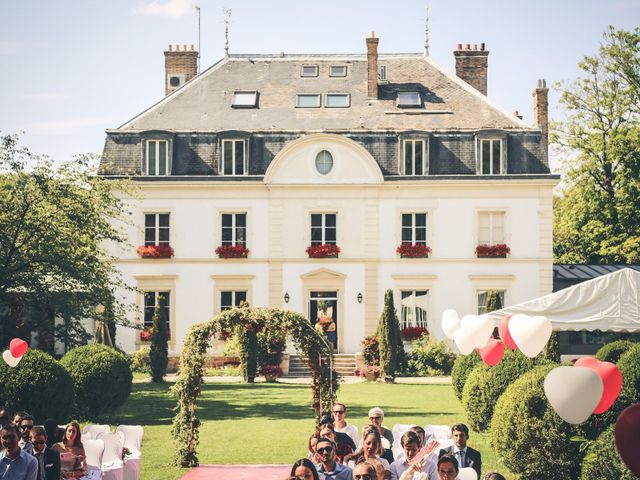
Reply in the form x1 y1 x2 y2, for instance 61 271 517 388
615 404 640 477
476 337 505 367
574 357 623 414
9 338 28 358
498 315 517 350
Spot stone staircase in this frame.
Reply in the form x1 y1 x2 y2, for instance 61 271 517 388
286 354 357 378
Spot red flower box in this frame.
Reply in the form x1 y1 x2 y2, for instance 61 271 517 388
306 244 340 258
475 243 511 258
396 243 432 258
215 244 249 258
401 326 429 340
139 327 171 341
136 244 174 259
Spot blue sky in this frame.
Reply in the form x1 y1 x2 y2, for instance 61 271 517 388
1 0 639 171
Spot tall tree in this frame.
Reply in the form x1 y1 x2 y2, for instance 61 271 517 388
150 295 169 382
377 289 405 383
552 27 640 263
0 134 134 350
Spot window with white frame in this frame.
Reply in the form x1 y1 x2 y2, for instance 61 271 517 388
221 213 246 246
325 93 350 108
220 291 247 310
143 291 170 330
329 65 347 77
311 213 336 245
146 140 169 176
232 91 258 108
477 290 505 315
301 65 319 77
144 213 170 246
296 94 321 108
221 139 247 176
481 139 503 174
403 139 426 175
401 213 427 245
400 290 429 329
397 92 422 107
478 211 505 245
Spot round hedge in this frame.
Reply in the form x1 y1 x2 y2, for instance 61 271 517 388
60 344 132 420
595 339 635 363
451 350 481 401
490 363 579 480
579 424 635 479
462 349 545 432
0 349 75 422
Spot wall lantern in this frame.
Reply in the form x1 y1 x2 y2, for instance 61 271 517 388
357 293 363 303
284 292 290 303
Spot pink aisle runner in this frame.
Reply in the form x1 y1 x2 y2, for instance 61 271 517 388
180 464 289 480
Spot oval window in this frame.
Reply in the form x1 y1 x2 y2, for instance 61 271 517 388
315 150 333 175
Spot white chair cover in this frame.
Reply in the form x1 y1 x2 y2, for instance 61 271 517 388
115 425 144 454
424 424 452 440
82 425 111 440
458 467 479 480
82 439 105 480
390 423 415 458
96 432 124 480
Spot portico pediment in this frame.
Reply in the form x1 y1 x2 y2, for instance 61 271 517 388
300 268 347 280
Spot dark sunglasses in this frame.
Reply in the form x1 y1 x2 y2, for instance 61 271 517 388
317 446 334 454
369 416 381 420
332 410 345 414
20 424 34 430
32 440 46 446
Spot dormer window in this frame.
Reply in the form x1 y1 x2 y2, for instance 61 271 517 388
221 139 247 175
397 92 422 108
146 140 170 176
232 91 258 108
301 65 319 77
481 139 503 174
329 65 347 77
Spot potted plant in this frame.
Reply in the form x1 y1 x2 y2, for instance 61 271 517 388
136 244 174 259
401 326 428 341
306 244 340 258
475 243 511 258
359 365 381 381
258 364 283 383
215 244 249 258
396 243 432 258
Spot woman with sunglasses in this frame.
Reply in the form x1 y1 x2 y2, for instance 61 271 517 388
290 458 320 480
52 422 87 479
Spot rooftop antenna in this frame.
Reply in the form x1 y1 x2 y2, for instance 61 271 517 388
195 5 201 72
223 7 231 58
424 5 430 57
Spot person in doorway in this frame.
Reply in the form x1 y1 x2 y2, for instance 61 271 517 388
314 437 352 480
0 423 38 480
30 426 60 480
332 403 359 446
438 423 481 479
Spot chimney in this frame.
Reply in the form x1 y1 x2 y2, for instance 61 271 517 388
366 32 379 98
164 44 198 96
533 79 549 149
453 43 489 95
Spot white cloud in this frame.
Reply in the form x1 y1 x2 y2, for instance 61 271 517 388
23 92 68 101
132 0 193 17
24 117 115 136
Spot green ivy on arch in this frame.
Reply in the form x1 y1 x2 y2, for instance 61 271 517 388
170 306 339 467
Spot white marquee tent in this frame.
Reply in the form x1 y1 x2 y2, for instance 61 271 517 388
486 268 640 332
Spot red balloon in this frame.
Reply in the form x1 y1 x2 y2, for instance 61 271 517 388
498 315 517 350
574 357 623 414
9 338 28 358
615 404 640 477
477 337 505 366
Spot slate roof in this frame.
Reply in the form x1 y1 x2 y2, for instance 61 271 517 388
116 53 534 133
553 264 640 281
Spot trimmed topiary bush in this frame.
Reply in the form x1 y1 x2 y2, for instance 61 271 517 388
129 346 150 373
595 339 635 363
463 349 547 432
451 351 481 401
579 424 635 479
60 344 132 420
0 349 75 422
490 363 579 480
405 336 456 376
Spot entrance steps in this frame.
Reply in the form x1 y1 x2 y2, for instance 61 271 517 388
286 354 357 378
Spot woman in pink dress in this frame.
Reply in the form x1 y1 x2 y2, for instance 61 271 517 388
52 422 87 479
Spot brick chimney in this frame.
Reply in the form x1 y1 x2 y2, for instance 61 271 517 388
533 79 549 148
454 43 489 95
366 32 379 98
164 44 198 96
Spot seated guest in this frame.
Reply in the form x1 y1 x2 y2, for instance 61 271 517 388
290 458 320 480
314 437 352 480
389 432 438 480
319 424 353 463
12 411 27 426
368 408 394 447
482 473 506 480
307 432 320 463
0 408 10 425
438 423 481 480
365 458 386 480
0 423 38 479
353 461 378 480
52 422 87 479
436 455 458 480
319 414 356 452
18 415 35 455
351 427 391 478
42 419 63 449
30 426 60 480
409 426 426 447
346 425 394 466
332 403 359 446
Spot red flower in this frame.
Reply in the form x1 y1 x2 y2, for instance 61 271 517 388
136 244 174 259
139 327 171 341
258 364 283 378
475 243 511 258
215 244 250 258
306 244 340 258
401 326 429 340
396 243 432 258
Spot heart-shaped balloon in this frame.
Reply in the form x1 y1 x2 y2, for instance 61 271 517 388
454 326 477 355
509 314 552 357
9 338 28 358
498 315 518 350
460 314 494 349
615 404 640 477
2 349 22 368
441 309 461 340
477 337 505 366
544 366 603 424
574 357 623 414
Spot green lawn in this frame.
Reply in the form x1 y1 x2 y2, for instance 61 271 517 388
115 381 511 480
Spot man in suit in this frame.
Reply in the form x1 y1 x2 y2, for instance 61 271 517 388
438 423 481 479
29 426 60 480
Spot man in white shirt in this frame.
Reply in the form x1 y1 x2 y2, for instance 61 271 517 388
331 403 358 446
389 431 438 480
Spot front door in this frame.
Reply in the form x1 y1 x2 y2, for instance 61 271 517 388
309 291 338 350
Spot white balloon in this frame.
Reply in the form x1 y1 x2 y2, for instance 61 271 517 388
454 326 476 355
441 309 461 339
2 349 21 368
509 314 552 358
460 314 494 349
544 366 603 424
